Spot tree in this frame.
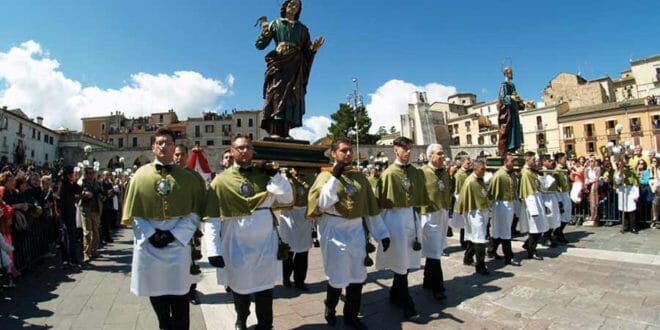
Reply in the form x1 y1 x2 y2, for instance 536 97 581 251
377 126 388 136
327 103 379 144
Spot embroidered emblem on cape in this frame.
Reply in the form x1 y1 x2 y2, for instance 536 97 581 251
240 180 255 197
344 182 358 197
155 178 171 196
402 176 411 191
437 180 445 191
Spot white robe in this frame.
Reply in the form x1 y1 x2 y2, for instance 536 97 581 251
277 207 313 253
518 193 550 234
543 193 561 230
316 176 389 288
204 173 293 295
130 213 199 297
464 209 490 244
449 194 465 229
491 201 514 240
559 192 572 223
420 209 449 259
376 208 423 275
616 185 639 212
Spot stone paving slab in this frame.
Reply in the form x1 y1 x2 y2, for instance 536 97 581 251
0 229 206 330
196 232 660 329
3 225 660 330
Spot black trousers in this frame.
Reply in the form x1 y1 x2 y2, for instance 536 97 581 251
622 211 637 231
282 251 308 285
149 294 190 330
525 233 541 255
423 258 444 292
233 289 273 329
474 243 487 272
463 241 474 263
325 283 363 322
100 210 115 242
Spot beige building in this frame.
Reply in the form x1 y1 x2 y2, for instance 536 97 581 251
558 99 660 156
519 103 568 155
543 73 614 108
400 91 473 148
186 112 233 148
630 54 660 99
613 70 638 101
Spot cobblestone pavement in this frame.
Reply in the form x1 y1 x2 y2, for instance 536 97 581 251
2 226 660 329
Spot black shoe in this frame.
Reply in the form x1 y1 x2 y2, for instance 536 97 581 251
190 291 200 305
432 290 447 300
226 286 232 293
505 259 521 267
631 229 639 234
345 318 368 330
295 282 309 291
463 259 474 266
235 321 247 330
282 278 292 287
403 306 422 323
324 305 336 326
528 253 543 260
487 252 503 260
476 268 490 276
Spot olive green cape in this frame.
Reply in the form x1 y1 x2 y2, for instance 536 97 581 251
488 167 516 202
375 164 429 209
454 174 491 214
306 170 380 219
554 164 570 192
454 168 470 195
519 166 540 200
121 163 205 225
204 166 272 219
420 165 454 214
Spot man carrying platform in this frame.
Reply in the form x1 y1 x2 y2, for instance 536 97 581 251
204 134 293 330
487 153 521 266
307 138 389 330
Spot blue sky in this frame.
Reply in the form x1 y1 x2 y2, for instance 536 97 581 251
0 0 658 140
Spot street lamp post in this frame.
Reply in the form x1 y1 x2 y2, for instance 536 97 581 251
349 77 362 166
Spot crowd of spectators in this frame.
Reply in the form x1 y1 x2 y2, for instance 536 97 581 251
0 162 129 291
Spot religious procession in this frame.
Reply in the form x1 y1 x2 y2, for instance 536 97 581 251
2 1 660 329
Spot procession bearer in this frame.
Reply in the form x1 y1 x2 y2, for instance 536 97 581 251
307 138 389 330
375 136 429 322
454 159 492 275
553 153 572 243
487 153 520 266
204 134 293 330
278 167 316 291
519 151 548 260
420 144 453 300
122 128 206 330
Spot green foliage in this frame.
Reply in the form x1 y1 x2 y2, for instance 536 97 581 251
327 103 379 144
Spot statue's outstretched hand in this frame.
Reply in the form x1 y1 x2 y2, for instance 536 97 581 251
311 36 325 52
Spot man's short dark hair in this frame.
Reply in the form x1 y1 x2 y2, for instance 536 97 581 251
232 134 252 144
175 144 188 154
524 151 536 159
393 136 413 147
331 138 351 151
554 152 566 162
154 127 176 143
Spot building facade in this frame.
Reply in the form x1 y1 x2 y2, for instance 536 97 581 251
558 99 660 156
0 107 60 167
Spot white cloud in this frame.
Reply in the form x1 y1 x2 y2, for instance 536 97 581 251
0 40 233 129
365 79 457 134
289 115 332 143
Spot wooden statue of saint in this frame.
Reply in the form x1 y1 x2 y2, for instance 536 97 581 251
255 0 325 139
